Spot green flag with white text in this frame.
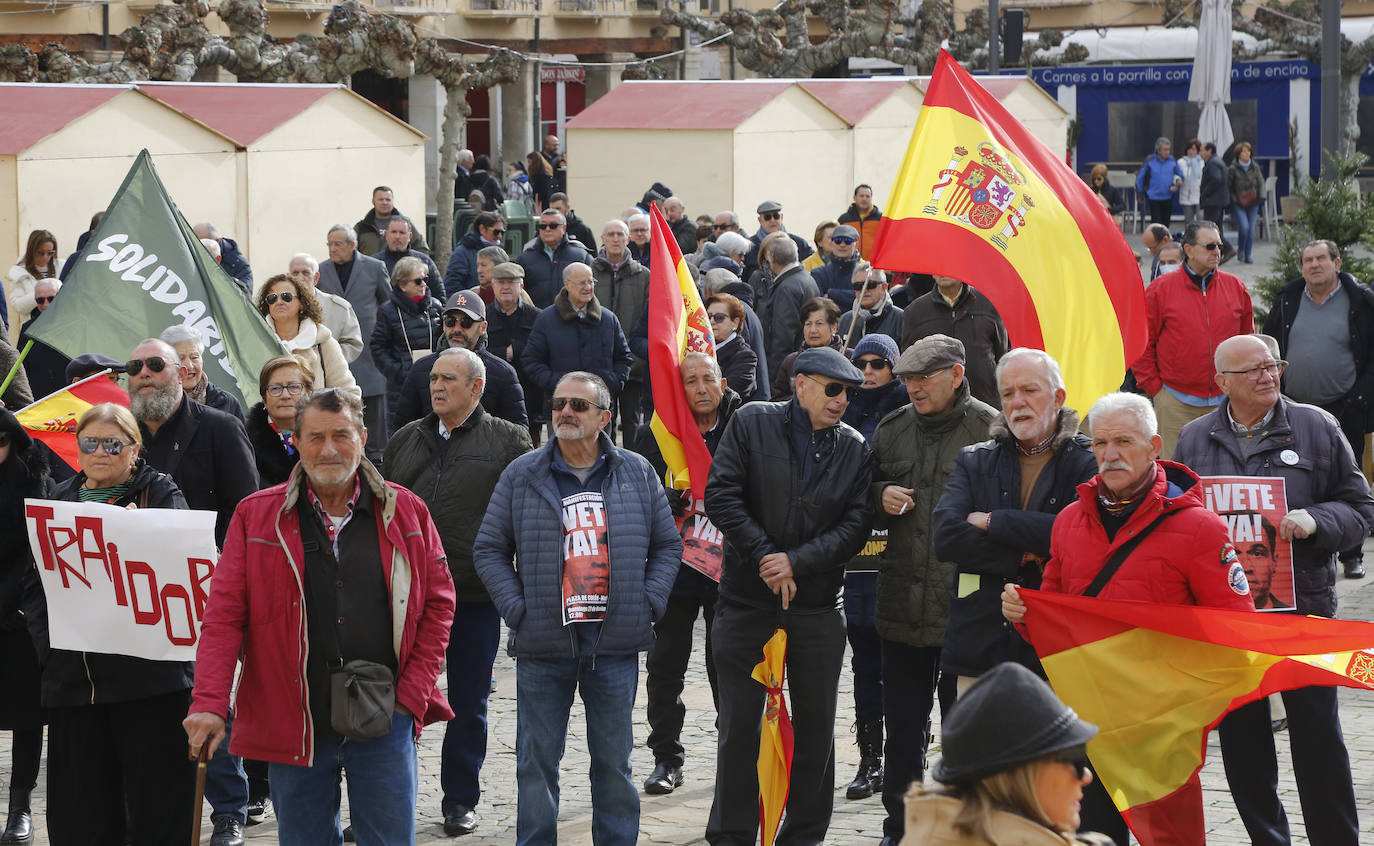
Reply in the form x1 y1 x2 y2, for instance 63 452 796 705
26 149 280 407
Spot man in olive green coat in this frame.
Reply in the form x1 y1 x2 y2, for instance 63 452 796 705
869 334 996 845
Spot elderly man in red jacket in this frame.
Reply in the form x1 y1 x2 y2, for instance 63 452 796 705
184 388 455 845
1003 390 1253 845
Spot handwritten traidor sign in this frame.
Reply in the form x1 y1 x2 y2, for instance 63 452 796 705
1198 477 1295 612
26 500 218 661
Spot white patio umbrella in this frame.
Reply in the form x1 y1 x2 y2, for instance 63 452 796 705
1191 0 1236 153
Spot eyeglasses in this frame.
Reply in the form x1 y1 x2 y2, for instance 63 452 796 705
444 314 482 330
1221 361 1286 381
125 356 169 376
35 296 55 305
1195 242 1223 251
551 396 606 413
761 212 781 221
830 236 855 245
77 437 130 456
265 291 296 305
707 312 731 324
803 374 854 398
899 367 952 386
537 222 563 231
856 358 891 371
266 382 308 397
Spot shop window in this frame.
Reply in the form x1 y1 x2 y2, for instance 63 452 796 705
1106 98 1258 163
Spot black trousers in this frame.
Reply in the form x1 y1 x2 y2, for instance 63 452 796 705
46 689 196 846
878 641 955 840
1149 198 1173 226
1318 398 1368 565
1218 687 1358 846
706 601 845 846
645 589 719 768
362 392 388 464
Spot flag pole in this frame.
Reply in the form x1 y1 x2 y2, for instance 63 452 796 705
844 268 873 350
0 340 33 397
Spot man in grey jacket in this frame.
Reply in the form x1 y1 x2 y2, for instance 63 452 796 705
755 237 819 389
473 371 680 846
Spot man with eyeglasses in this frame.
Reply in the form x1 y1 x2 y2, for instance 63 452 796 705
373 217 443 301
444 212 506 298
741 200 813 282
392 289 528 431
17 277 68 399
1131 221 1254 459
474 371 681 846
712 210 741 238
384 347 532 837
1262 239 1374 579
517 209 593 309
703 345 873 846
839 263 903 345
1173 333 1374 846
287 254 364 363
811 223 862 310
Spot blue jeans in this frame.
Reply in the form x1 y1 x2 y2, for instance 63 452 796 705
516 654 639 846
1234 203 1258 261
441 601 502 813
205 709 249 824
268 712 418 846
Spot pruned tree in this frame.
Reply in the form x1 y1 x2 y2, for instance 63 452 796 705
0 0 521 270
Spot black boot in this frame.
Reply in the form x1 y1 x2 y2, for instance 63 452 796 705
846 719 884 800
0 790 33 845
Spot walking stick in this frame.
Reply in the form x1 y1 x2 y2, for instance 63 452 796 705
191 740 210 846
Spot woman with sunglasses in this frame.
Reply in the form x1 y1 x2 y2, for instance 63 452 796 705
0 409 52 844
255 273 359 398
704 293 758 401
772 297 851 401
371 256 443 430
31 403 198 845
6 229 61 337
902 661 1109 846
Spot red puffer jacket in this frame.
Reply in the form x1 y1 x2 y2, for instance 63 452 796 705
190 461 456 767
1042 460 1255 610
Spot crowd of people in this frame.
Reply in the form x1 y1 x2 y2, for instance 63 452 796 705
0 140 1371 846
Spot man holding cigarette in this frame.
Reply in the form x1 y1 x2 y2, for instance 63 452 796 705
868 334 996 845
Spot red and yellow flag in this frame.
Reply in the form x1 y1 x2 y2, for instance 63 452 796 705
870 51 1146 413
1020 589 1374 846
647 203 716 499
752 628 793 846
16 371 130 469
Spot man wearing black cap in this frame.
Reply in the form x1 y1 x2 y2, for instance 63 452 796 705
704 345 874 846
392 288 528 430
811 223 862 310
742 201 813 282
66 353 125 384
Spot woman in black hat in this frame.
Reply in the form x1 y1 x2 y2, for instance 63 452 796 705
902 662 1113 846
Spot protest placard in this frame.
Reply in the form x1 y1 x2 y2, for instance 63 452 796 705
1198 476 1295 611
675 493 724 582
26 499 218 661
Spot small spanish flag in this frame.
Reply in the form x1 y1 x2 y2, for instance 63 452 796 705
1020 589 1374 846
752 628 793 846
17 371 130 469
646 203 716 499
870 51 1146 414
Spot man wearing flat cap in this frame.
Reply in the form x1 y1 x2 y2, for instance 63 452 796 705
704 345 874 846
742 200 813 282
868 333 997 845
485 263 545 442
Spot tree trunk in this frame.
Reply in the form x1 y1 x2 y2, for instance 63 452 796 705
434 83 468 279
1342 71 1362 158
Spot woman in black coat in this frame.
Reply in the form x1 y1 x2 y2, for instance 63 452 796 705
370 256 443 432
704 292 758 401
0 410 51 843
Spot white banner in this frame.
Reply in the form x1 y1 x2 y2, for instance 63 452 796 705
26 499 219 662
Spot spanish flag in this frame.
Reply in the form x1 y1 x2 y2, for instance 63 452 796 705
870 52 1146 414
1020 589 1374 846
752 628 793 846
17 371 130 470
646 203 716 499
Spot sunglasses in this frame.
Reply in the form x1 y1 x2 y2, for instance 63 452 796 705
551 396 605 413
856 358 891 371
1052 748 1091 780
78 437 130 456
537 222 563 231
125 356 169 376
761 212 780 221
830 236 856 245
1197 242 1223 251
265 291 296 305
804 374 855 398
444 315 482 329
35 296 56 305
707 312 731 324
408 275 429 285
852 279 881 291
713 223 736 231
266 382 308 397
492 228 506 237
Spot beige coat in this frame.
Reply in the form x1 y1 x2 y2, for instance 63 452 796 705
277 317 361 398
902 794 1113 846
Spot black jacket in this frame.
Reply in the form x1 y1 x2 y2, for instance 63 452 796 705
370 287 444 395
392 338 529 431
1262 272 1374 426
705 399 874 612
373 248 445 302
384 406 532 603
17 315 68 401
245 403 298 488
901 284 1010 409
487 298 544 417
715 335 758 402
566 212 598 256
203 380 245 423
1200 155 1230 208
0 412 51 627
26 462 195 707
932 410 1097 677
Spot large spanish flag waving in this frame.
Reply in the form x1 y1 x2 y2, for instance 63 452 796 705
1020 589 1374 846
17 371 131 470
647 203 716 499
870 52 1146 414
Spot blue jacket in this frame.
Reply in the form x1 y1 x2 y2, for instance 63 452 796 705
516 237 593 309
443 230 499 298
218 236 253 296
1135 154 1185 202
522 290 633 411
473 432 682 658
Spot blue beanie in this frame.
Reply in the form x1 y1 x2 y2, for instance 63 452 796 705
851 332 899 366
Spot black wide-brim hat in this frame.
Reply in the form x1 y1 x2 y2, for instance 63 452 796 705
931 662 1098 785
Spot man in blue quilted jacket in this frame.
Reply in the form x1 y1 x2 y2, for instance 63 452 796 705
473 370 681 846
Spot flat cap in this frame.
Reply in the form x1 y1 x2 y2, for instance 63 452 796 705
491 262 525 280
756 200 783 214
444 289 486 320
894 333 965 377
794 346 863 386
66 353 124 383
830 224 859 241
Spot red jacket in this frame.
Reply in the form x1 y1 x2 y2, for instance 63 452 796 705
191 461 455 767
1131 267 1253 399
1042 461 1254 610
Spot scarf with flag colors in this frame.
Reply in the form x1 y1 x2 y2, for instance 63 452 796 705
646 203 716 500
1020 588 1374 846
17 371 131 470
869 51 1146 414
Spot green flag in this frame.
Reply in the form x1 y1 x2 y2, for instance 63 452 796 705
26 149 280 408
